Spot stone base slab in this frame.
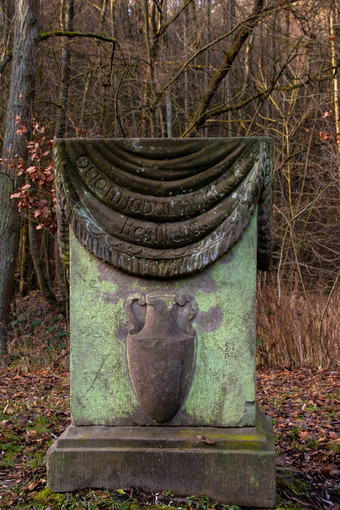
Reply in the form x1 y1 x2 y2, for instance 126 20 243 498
47 409 276 508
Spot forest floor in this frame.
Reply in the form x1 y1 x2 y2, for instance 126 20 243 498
0 364 339 509
0 294 339 509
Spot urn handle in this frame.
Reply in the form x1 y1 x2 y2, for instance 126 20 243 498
125 293 146 335
175 294 198 335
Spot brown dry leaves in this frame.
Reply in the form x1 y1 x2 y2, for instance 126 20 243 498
0 368 70 506
0 365 339 508
258 368 340 508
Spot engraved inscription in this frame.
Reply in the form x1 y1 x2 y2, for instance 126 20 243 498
75 155 239 219
121 219 202 245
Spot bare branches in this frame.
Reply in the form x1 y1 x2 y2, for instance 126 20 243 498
1 30 117 76
182 0 265 137
40 31 117 45
0 51 12 74
143 0 298 130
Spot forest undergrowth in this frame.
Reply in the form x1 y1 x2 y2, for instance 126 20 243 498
0 289 339 509
256 278 340 370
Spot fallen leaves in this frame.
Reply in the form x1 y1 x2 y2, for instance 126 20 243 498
258 367 340 509
0 368 70 507
194 435 216 445
0 363 338 509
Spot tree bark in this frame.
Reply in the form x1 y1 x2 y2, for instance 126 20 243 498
224 0 236 137
18 217 28 298
28 214 60 308
0 0 40 353
53 0 74 308
142 0 157 136
56 0 74 138
182 0 265 137
330 4 340 194
183 0 189 121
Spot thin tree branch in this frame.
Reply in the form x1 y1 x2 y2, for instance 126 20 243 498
202 64 338 121
0 52 13 74
40 31 117 44
156 0 194 39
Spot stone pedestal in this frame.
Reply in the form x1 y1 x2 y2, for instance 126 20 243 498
47 138 275 507
48 409 275 508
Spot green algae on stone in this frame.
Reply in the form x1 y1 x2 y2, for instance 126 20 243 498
70 229 138 425
69 212 257 427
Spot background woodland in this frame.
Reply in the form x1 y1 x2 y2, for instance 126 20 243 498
0 0 339 368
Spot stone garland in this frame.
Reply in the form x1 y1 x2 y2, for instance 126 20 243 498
55 138 272 278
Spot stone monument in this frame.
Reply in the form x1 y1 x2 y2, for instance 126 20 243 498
47 138 276 508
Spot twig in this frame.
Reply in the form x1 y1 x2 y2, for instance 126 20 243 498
0 52 13 74
318 271 340 368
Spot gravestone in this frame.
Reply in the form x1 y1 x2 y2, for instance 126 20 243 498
47 138 276 508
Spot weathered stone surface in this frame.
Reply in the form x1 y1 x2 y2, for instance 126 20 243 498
69 211 257 427
49 137 276 506
54 138 272 277
126 292 197 423
47 408 276 508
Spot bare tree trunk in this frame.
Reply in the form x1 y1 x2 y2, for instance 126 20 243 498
204 0 211 138
183 0 264 137
54 0 74 309
0 0 40 353
56 0 74 138
183 0 189 121
330 4 340 193
244 32 255 90
224 0 235 137
18 218 28 298
142 0 157 136
100 0 109 26
166 89 172 137
163 0 172 137
54 229 66 296
28 214 61 308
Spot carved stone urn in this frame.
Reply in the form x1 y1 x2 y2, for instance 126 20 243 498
126 292 197 423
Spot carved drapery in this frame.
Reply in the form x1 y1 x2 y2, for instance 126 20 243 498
54 138 272 278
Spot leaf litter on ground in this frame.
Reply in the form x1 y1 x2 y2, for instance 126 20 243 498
0 292 339 510
0 363 339 509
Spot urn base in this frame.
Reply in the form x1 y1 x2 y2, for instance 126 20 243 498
47 408 276 508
